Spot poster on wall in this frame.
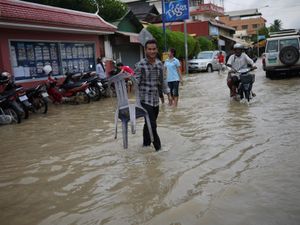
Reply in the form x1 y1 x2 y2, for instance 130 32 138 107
10 41 96 81
10 41 61 80
60 43 95 73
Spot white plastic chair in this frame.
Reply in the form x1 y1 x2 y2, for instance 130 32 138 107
108 72 154 149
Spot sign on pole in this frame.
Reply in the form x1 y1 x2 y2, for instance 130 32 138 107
164 0 189 22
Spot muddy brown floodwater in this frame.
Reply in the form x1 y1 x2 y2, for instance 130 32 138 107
1 65 300 225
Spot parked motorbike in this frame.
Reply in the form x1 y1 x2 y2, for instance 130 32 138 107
0 89 24 123
71 72 103 101
25 84 49 114
47 76 91 104
16 86 32 119
0 98 13 125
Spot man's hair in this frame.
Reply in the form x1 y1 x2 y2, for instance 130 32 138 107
145 39 157 49
170 48 176 57
116 62 124 67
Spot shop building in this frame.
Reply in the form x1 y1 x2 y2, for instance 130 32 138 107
0 0 116 86
219 9 267 40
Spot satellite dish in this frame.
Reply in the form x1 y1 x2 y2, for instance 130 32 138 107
138 28 154 46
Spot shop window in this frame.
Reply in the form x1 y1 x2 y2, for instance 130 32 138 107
241 25 248 30
10 41 95 81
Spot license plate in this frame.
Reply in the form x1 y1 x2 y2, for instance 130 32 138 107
41 92 49 97
268 59 277 63
85 88 90 94
19 95 28 101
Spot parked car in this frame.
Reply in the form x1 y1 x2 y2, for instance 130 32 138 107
262 29 300 78
188 50 226 73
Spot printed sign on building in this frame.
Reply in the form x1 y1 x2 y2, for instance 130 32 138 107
164 0 189 22
10 41 95 81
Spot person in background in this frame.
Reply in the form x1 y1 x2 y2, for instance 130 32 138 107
134 39 163 151
116 63 134 75
116 62 135 93
96 57 106 81
217 51 225 74
164 48 183 107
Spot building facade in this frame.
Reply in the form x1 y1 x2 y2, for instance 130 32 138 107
219 9 266 40
0 0 116 86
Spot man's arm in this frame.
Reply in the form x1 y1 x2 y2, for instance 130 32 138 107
134 62 141 84
244 53 257 69
176 59 183 84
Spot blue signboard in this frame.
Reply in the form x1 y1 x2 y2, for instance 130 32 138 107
164 0 189 22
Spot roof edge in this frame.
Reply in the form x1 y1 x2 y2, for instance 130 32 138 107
0 21 115 35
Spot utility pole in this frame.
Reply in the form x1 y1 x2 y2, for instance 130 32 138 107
256 5 269 57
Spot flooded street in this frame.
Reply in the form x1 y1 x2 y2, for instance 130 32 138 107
1 65 300 225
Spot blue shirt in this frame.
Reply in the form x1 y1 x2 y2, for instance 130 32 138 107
164 57 180 82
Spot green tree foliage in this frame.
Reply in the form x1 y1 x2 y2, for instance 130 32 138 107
22 0 127 21
95 0 128 22
146 25 200 59
269 19 283 32
197 36 215 51
251 26 270 42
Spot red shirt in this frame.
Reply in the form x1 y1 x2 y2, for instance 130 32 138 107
121 66 134 75
218 54 225 63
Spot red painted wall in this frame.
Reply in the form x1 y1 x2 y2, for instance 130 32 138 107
169 21 210 37
0 28 103 87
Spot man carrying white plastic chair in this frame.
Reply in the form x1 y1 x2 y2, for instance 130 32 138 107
134 39 163 151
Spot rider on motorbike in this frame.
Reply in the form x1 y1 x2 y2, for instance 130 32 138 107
226 43 257 98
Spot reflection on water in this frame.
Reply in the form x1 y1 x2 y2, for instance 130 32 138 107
1 68 300 225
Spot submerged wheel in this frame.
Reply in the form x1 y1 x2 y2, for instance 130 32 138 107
207 64 213 73
20 103 29 119
245 90 251 102
4 107 21 123
89 86 101 101
33 98 48 114
75 91 90 104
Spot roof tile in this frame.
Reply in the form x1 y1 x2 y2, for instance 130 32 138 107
0 0 116 33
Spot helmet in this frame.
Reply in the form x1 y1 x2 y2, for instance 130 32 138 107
0 74 9 84
43 65 52 75
233 43 244 49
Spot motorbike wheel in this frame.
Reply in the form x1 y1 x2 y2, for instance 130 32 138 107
245 91 251 102
89 86 101 101
20 102 30 119
206 64 213 73
4 107 21 123
75 91 90 104
33 98 48 114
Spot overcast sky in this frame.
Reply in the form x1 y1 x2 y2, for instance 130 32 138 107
223 0 300 29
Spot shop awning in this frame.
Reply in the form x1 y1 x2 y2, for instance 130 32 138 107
220 34 252 47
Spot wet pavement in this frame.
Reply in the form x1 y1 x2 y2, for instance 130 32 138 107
1 64 300 225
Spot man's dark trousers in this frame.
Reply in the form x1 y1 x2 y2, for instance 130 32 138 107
141 102 161 151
